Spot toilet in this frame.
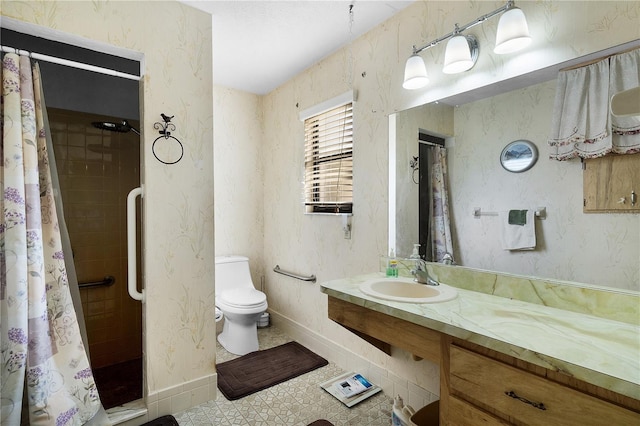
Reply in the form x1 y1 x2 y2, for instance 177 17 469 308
215 255 268 355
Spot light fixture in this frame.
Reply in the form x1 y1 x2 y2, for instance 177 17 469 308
402 0 531 89
443 32 479 74
494 6 531 54
402 53 429 90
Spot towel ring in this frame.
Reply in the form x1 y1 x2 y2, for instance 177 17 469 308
152 135 184 165
152 114 184 165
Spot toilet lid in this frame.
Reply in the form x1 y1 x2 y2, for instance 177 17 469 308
219 288 266 308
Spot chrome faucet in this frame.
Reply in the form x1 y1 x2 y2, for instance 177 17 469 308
410 259 439 286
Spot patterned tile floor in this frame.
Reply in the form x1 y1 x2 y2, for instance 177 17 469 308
174 325 392 425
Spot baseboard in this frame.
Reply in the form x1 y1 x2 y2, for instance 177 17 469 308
133 373 217 425
268 310 437 409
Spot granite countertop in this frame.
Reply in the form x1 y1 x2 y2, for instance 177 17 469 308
320 272 640 400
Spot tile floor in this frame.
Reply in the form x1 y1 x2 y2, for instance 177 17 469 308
174 325 393 425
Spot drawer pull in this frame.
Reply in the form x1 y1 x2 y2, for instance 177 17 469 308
505 391 547 411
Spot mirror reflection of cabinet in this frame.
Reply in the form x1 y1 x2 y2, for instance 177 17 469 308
583 153 640 212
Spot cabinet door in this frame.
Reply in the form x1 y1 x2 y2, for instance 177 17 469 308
583 153 640 212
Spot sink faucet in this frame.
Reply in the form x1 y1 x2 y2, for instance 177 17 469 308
411 259 439 286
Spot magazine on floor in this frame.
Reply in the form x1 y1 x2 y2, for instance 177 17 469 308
320 372 382 407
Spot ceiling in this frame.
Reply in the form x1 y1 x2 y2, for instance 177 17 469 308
181 0 414 95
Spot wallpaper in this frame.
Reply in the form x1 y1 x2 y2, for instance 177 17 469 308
1 0 215 398
213 87 265 283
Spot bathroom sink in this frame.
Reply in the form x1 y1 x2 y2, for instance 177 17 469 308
359 277 457 303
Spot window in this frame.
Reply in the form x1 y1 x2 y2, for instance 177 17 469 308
303 99 353 214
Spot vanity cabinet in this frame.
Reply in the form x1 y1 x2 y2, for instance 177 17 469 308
583 153 640 212
326 296 640 425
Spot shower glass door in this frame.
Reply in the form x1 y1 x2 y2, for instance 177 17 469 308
48 108 143 409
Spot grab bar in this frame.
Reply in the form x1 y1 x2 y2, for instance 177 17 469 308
79 275 115 289
273 265 316 283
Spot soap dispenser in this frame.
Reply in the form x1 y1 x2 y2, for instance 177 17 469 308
409 244 421 259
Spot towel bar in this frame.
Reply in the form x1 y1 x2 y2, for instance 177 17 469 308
273 265 316 283
473 207 546 219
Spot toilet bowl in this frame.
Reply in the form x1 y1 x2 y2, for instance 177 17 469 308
215 256 268 355
215 307 224 335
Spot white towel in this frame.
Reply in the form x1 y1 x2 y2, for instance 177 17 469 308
499 210 536 251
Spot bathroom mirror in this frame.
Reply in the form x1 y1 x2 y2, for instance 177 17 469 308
500 140 538 173
390 42 640 289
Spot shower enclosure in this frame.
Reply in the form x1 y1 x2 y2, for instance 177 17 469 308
48 108 143 409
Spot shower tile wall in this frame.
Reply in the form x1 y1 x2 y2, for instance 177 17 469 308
49 108 142 369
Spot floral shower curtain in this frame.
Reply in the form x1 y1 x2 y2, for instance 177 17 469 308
1 53 102 425
430 146 453 262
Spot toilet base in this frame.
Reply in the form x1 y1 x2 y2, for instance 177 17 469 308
217 318 259 356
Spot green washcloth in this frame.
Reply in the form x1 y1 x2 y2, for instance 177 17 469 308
508 210 528 226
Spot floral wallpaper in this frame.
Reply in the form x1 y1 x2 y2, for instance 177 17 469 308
213 87 265 283
1 0 215 401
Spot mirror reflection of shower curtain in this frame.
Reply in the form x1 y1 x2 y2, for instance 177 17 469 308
1 53 110 425
418 140 453 262
430 146 453 262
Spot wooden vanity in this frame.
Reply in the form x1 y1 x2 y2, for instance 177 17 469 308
327 293 640 425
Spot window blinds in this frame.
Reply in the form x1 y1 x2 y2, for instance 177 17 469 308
304 102 353 213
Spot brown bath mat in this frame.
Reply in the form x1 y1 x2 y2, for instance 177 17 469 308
217 341 328 400
141 415 179 426
307 421 335 426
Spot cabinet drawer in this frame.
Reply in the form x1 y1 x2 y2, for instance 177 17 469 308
446 395 510 426
449 345 639 426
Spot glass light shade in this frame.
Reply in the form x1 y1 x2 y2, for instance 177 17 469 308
403 54 429 90
442 35 478 74
494 7 531 54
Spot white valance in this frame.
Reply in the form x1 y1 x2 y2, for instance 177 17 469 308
548 48 640 161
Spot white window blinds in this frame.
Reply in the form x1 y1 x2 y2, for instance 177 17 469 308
303 101 353 213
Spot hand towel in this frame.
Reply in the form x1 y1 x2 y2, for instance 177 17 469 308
499 210 536 250
508 209 528 226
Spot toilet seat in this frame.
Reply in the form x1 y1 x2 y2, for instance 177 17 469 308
218 288 267 311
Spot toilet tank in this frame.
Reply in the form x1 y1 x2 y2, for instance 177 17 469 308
215 255 255 294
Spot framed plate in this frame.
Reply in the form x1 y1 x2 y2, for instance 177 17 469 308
500 140 538 173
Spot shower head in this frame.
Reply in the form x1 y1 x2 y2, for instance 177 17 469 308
92 120 140 136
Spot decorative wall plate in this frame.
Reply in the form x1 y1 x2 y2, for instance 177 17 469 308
500 140 538 173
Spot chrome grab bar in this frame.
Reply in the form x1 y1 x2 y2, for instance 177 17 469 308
273 265 316 283
79 275 115 289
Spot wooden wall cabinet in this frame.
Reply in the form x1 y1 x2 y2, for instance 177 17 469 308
583 153 640 212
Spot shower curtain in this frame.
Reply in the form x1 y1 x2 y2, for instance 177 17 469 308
430 146 453 262
1 53 105 425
